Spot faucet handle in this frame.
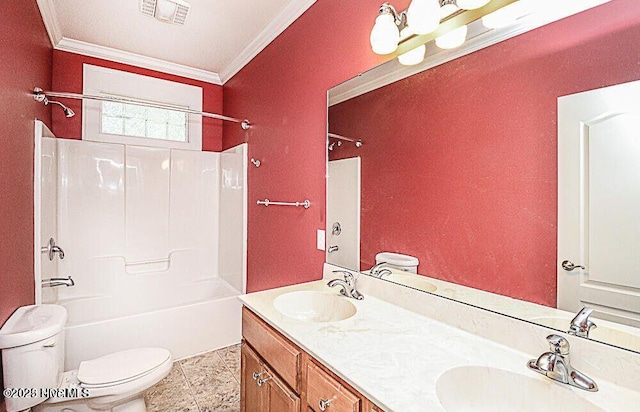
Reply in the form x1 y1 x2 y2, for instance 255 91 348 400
332 270 354 283
569 307 597 337
547 334 570 356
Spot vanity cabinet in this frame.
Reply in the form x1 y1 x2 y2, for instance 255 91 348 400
241 307 384 412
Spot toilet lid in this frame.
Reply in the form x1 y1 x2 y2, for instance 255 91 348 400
77 348 171 386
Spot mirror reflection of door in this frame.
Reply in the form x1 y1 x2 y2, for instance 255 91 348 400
558 80 640 327
327 158 360 270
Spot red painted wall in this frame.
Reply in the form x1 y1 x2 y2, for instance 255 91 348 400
51 51 224 151
224 0 640 299
0 0 52 325
329 1 640 306
223 0 406 292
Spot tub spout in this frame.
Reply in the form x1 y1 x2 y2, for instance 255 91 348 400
42 276 75 288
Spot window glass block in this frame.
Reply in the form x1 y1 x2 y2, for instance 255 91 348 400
168 111 187 125
124 104 146 119
147 121 167 139
124 118 146 137
147 107 169 123
102 101 123 117
101 116 124 135
167 125 187 142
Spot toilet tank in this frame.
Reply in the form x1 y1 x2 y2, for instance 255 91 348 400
0 305 67 412
375 252 420 273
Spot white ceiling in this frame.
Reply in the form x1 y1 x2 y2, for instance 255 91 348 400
37 0 316 84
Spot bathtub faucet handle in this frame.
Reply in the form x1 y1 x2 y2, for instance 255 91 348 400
42 276 75 288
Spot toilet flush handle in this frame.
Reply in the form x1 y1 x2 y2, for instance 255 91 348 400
43 339 57 348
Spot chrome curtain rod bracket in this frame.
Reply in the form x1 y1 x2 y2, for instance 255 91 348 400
33 87 252 130
257 199 311 209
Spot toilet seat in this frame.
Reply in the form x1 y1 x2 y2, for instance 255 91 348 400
77 347 171 388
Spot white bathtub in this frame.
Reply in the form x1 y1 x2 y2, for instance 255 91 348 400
63 278 242 370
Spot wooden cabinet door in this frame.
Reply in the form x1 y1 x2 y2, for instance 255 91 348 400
242 342 301 412
241 343 265 412
264 369 301 412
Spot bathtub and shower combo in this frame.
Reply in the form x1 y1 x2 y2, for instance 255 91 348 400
34 120 247 370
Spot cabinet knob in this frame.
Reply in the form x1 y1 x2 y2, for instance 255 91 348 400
252 371 262 380
257 376 271 387
319 399 332 410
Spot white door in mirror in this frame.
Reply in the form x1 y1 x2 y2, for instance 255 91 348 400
558 79 640 327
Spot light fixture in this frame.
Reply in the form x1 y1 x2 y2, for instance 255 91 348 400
482 1 524 29
456 0 491 10
407 0 441 35
435 24 468 49
440 0 459 18
140 0 190 25
398 28 426 65
370 3 402 54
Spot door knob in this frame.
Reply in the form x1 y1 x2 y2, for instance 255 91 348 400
562 260 585 271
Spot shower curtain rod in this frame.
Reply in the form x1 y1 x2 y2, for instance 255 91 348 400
33 87 251 130
328 132 362 147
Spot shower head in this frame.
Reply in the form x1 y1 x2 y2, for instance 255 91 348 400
47 100 76 118
33 88 75 118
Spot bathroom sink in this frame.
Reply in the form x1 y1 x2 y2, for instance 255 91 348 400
386 273 437 293
436 366 604 412
531 316 640 352
273 291 357 322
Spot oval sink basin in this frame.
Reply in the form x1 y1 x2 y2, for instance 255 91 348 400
387 273 437 293
437 366 604 412
273 291 357 322
531 316 640 352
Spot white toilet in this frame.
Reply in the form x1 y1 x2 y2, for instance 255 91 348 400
0 305 172 412
375 252 419 273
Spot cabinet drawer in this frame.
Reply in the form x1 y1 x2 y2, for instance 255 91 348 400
306 361 360 412
243 307 302 393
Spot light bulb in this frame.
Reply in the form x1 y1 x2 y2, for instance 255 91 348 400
482 1 524 29
407 0 441 35
440 1 459 19
398 44 426 66
457 0 490 10
398 27 426 66
435 24 468 49
370 13 400 55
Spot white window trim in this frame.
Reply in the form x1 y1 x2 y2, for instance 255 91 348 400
82 64 203 150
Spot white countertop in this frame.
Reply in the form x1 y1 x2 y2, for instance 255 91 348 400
239 280 638 411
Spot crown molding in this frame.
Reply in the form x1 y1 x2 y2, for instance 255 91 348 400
35 0 62 46
55 38 222 85
219 0 317 83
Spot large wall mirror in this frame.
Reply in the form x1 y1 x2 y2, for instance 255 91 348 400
326 0 640 354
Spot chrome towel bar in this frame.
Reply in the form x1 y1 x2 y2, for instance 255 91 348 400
257 199 310 209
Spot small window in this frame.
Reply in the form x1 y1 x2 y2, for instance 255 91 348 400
101 98 188 143
83 64 202 150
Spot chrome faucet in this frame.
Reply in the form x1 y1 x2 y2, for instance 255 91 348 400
41 237 65 261
569 307 597 338
369 262 392 278
327 245 339 253
527 334 598 392
327 270 364 300
41 276 75 288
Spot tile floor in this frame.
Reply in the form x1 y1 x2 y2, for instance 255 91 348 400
144 344 241 412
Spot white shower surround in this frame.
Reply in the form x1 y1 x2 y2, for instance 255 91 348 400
35 121 247 369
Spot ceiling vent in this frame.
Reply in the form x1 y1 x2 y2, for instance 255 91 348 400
140 0 190 25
